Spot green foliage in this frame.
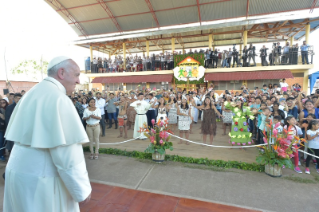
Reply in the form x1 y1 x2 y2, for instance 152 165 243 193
83 147 265 172
173 53 205 85
11 59 48 77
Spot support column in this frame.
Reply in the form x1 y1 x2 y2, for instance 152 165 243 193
183 47 185 54
146 40 149 57
208 34 212 49
171 38 175 53
123 43 126 68
243 30 248 47
305 23 310 44
162 49 165 54
90 45 93 62
146 83 150 89
289 36 293 47
303 70 309 93
212 34 215 51
240 44 242 54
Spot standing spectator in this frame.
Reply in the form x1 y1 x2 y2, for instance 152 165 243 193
282 42 290 64
95 92 106 136
260 45 268 66
72 97 84 120
226 48 232 68
300 41 310 65
280 79 289 92
83 98 101 160
248 43 256 66
21 90 26 96
106 93 117 129
5 93 22 152
0 99 8 161
92 57 98 73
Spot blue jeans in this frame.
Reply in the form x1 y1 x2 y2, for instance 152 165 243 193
108 112 117 121
301 51 309 64
222 59 228 67
0 131 4 157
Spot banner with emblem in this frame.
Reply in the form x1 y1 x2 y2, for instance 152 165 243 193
173 56 205 82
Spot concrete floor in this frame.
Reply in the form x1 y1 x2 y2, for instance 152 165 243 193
85 154 319 212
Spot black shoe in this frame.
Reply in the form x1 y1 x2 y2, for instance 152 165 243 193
107 120 112 129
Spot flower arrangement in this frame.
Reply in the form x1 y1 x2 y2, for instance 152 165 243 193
140 119 174 155
256 120 306 169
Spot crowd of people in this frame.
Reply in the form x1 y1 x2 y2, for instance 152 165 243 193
1 77 318 175
53 78 318 175
86 40 312 73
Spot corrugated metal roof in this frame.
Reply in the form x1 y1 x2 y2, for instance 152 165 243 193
81 19 118 34
249 0 313 15
68 5 108 22
59 0 97 9
155 6 199 26
200 0 246 21
117 13 155 31
107 0 150 17
150 0 195 11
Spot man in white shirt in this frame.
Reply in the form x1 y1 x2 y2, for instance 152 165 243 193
4 56 91 211
130 93 151 139
95 92 106 137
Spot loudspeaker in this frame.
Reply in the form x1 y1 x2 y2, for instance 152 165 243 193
3 89 9 95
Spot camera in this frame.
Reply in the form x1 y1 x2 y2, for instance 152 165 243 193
316 90 319 94
233 44 237 51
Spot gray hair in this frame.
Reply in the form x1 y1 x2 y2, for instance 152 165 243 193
47 59 73 76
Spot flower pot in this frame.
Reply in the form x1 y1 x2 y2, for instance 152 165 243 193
152 150 165 163
265 164 282 177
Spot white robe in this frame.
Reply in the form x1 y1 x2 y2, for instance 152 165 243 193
130 100 151 139
4 77 91 212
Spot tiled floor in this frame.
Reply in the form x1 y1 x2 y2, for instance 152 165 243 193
80 183 260 212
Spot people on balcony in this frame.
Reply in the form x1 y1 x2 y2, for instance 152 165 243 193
301 41 310 65
89 40 312 74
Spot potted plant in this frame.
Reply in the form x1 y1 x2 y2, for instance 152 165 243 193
256 120 305 177
140 119 173 163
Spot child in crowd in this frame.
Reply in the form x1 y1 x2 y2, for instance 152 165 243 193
257 105 271 145
215 98 222 122
305 120 319 174
284 116 303 173
301 113 316 163
270 116 283 144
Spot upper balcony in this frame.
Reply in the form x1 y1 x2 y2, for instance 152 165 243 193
83 49 314 79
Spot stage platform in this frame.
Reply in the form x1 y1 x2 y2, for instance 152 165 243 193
91 121 258 164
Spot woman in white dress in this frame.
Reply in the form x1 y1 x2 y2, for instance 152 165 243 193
154 97 168 123
176 92 183 106
167 95 177 132
177 98 192 145
83 98 101 160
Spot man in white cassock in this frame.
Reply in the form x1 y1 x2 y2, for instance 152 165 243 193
130 93 151 139
3 56 92 212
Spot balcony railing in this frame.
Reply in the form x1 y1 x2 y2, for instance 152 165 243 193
84 48 314 74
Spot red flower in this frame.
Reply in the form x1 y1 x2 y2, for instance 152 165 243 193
240 128 244 132
235 122 238 125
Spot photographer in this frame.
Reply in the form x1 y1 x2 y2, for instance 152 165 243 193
248 43 256 66
232 44 239 67
260 45 268 66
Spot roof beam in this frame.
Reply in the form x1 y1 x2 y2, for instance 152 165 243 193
291 26 306 38
45 0 88 38
246 0 249 18
310 0 319 13
96 0 122 32
144 0 160 28
196 0 202 25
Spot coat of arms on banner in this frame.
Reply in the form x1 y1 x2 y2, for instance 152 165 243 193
173 56 205 81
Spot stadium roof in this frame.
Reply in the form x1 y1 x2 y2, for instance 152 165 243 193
45 0 319 54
